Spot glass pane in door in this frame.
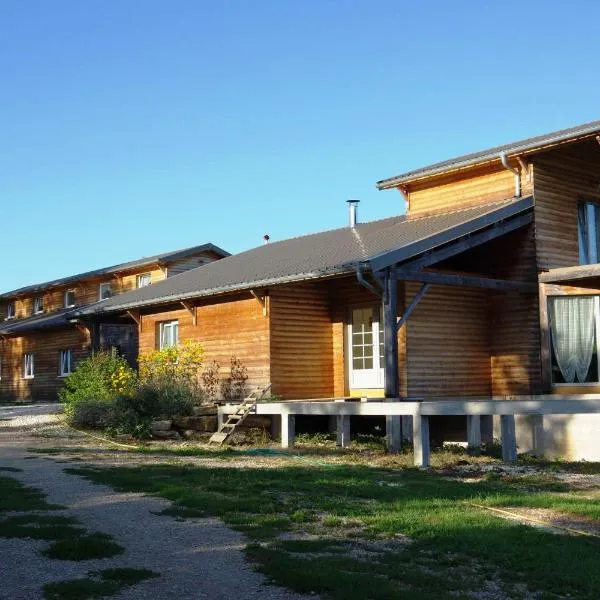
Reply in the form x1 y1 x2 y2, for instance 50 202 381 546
352 308 374 370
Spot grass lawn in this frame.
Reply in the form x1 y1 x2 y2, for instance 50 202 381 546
67 452 600 600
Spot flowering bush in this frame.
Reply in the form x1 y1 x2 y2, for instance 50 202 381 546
138 340 204 383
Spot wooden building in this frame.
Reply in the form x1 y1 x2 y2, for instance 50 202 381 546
0 244 229 402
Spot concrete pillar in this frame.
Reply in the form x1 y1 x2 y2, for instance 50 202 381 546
386 416 401 453
281 413 296 449
336 415 351 448
501 415 517 462
413 415 430 468
467 415 482 455
531 414 544 456
217 408 224 430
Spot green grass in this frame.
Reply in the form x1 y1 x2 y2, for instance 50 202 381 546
43 568 158 600
68 462 600 600
0 475 63 512
0 514 83 540
44 532 124 561
0 466 22 472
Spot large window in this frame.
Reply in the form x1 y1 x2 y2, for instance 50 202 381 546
59 350 73 377
159 320 179 350
578 201 600 265
23 353 34 379
549 296 600 384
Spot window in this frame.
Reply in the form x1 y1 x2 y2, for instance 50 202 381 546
59 350 73 377
6 302 15 320
0 357 2 381
159 320 179 350
34 296 44 314
137 273 152 288
23 353 34 379
98 282 112 301
549 296 600 384
64 290 76 308
578 201 600 265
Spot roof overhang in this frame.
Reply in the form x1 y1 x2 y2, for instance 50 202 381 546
377 122 600 190
539 264 600 288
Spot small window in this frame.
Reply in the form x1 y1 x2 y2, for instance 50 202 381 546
98 282 112 301
6 302 15 320
159 320 179 350
137 273 152 288
34 296 44 315
59 350 73 377
578 201 600 265
23 353 34 379
64 290 76 308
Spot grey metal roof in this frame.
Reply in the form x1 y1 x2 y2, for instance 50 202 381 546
0 307 80 336
0 243 230 300
377 119 600 189
72 197 533 317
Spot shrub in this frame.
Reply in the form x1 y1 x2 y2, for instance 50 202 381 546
68 398 114 429
60 352 137 424
220 356 249 402
138 340 204 383
201 360 220 402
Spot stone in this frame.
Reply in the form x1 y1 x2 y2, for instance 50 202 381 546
152 430 180 440
192 405 218 416
182 429 205 440
151 420 172 433
241 415 272 429
173 415 218 432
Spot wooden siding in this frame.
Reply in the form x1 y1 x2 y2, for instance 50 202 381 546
0 326 91 402
405 283 490 397
138 293 270 394
406 164 532 216
533 140 600 270
167 256 213 277
269 283 334 399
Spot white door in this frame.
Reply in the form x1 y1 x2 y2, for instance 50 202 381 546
349 306 385 389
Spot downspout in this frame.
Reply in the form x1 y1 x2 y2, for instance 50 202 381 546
499 151 521 198
355 265 382 298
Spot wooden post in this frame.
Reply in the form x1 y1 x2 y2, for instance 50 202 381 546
500 415 517 462
336 415 351 448
467 415 482 455
383 270 401 453
413 415 430 467
281 412 296 449
539 283 552 392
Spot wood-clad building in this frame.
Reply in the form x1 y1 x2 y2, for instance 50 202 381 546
0 244 229 402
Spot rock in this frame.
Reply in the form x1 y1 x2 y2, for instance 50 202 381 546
182 429 204 440
151 420 172 433
152 430 180 440
240 416 272 429
192 405 218 416
173 416 218 432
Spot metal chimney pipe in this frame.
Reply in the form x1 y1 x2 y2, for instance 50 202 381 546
263 234 270 245
347 199 360 227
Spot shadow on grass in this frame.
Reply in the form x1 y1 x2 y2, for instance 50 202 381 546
68 462 600 600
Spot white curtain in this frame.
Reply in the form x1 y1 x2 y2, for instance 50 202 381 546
550 297 596 383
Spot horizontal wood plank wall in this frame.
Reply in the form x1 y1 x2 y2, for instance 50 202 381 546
488 225 542 396
167 256 213 277
269 282 334 399
407 164 531 216
533 140 600 270
405 282 490 397
0 326 91 402
139 294 270 394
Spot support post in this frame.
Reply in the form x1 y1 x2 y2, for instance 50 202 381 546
281 412 296 449
467 415 482 455
539 283 551 393
413 415 430 467
336 415 351 448
531 414 544 456
383 269 401 452
500 415 517 462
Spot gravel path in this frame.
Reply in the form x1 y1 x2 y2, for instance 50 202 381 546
0 405 315 600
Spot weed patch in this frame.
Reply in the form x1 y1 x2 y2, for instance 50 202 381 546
44 532 124 561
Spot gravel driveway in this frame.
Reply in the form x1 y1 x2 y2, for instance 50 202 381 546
0 404 315 600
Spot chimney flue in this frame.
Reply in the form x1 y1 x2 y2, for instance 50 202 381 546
263 234 270 245
347 199 359 227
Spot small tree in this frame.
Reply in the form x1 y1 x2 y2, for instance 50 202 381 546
220 356 249 402
201 360 220 402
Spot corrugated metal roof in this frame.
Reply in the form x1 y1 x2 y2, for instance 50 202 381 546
0 307 80 336
377 119 600 189
0 243 230 300
72 197 532 317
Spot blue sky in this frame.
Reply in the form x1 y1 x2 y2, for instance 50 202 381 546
2 1 599 292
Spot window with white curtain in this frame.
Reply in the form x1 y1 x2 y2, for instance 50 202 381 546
159 320 179 350
59 350 73 377
578 201 600 265
98 283 112 301
34 296 44 314
23 353 34 379
6 302 15 320
137 273 152 288
549 296 600 384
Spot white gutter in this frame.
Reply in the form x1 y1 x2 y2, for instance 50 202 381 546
499 151 521 197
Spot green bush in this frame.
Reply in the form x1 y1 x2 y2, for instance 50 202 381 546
68 398 114 429
60 352 137 425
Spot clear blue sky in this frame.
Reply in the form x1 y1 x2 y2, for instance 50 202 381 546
2 1 599 292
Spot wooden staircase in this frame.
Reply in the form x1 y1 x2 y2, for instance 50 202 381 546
209 384 272 445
